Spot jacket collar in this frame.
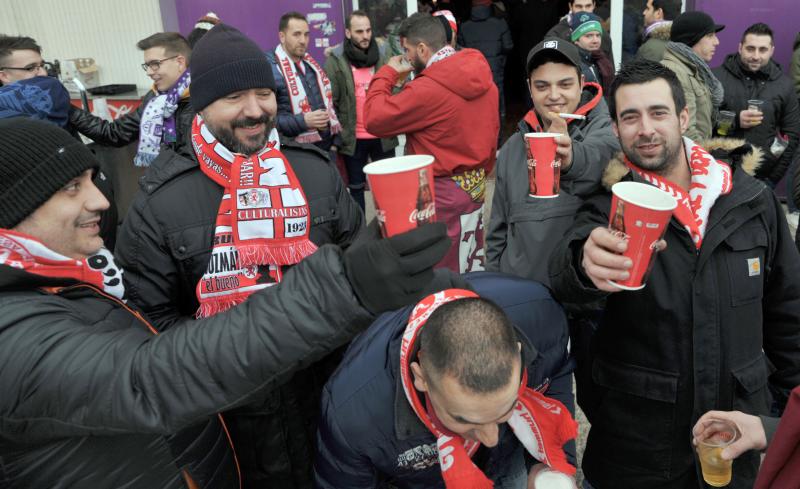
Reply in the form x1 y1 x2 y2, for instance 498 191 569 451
722 53 781 81
391 325 539 441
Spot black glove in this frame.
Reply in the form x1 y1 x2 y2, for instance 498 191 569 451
343 221 454 314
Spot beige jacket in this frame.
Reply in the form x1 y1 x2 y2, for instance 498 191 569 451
661 46 714 141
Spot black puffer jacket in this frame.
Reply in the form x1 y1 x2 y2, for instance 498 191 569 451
68 91 195 157
713 54 800 184
549 140 800 489
458 5 513 92
115 139 364 488
0 246 373 488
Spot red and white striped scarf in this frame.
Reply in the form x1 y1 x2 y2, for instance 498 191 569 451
400 290 578 488
191 114 317 317
0 229 125 299
274 44 341 144
624 137 732 249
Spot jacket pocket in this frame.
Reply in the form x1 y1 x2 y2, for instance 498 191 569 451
590 357 678 474
309 195 339 227
723 226 767 306
166 224 215 293
504 194 582 282
731 355 771 415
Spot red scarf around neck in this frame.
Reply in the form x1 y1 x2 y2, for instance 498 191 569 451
623 137 732 249
191 115 317 317
400 290 578 488
0 229 125 299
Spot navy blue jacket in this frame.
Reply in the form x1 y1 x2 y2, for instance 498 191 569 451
314 272 575 488
266 50 334 150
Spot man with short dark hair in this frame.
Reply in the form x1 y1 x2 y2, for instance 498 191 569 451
713 22 800 188
115 23 462 488
68 32 195 163
487 38 617 285
0 35 48 85
324 10 397 210
549 58 800 488
268 11 340 153
661 10 725 141
365 12 499 273
637 0 681 62
546 0 615 68
0 117 449 488
314 274 578 488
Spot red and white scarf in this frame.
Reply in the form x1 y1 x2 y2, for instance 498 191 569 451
274 44 341 144
624 137 733 249
400 290 578 488
426 45 457 68
0 229 125 300
191 114 317 317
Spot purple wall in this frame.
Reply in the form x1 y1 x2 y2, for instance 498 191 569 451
693 0 796 70
173 0 346 62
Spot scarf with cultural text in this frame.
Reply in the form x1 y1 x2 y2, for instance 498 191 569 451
191 114 317 317
400 289 578 488
135 69 191 167
624 137 732 249
274 44 341 144
0 229 125 300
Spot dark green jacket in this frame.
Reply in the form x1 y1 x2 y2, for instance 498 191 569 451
323 42 398 156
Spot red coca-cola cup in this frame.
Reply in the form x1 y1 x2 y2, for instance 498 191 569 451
364 155 436 237
607 181 677 290
524 132 561 198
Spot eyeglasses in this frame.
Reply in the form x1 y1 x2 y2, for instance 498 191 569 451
0 61 52 73
141 55 179 72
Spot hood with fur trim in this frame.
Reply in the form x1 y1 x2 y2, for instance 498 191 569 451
601 138 764 190
645 21 672 41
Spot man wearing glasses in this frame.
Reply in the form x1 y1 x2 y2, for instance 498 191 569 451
0 36 50 85
69 32 195 164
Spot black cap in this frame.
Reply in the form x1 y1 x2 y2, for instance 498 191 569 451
0 118 99 229
670 11 724 47
189 24 277 112
526 37 581 76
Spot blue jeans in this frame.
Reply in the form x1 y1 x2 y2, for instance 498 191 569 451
492 447 528 489
343 138 394 210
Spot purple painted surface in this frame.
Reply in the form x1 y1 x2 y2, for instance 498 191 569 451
173 0 345 62
693 0 796 71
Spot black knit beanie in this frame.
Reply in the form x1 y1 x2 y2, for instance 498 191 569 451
190 23 277 111
0 118 99 228
670 11 724 47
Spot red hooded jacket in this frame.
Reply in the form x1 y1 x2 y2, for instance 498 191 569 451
755 386 800 488
364 48 499 177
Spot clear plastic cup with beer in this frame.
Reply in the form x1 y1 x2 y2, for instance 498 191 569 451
717 110 735 136
695 419 739 487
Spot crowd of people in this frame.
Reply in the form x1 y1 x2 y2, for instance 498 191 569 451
1 1 800 488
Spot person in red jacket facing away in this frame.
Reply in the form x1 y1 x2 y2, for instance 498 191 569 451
365 12 499 273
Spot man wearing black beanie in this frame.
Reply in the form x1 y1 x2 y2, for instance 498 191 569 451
661 10 725 141
114 23 463 488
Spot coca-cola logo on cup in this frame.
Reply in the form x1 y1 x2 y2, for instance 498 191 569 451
409 203 435 224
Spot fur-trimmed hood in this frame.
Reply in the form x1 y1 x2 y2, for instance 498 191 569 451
645 21 672 42
601 137 764 189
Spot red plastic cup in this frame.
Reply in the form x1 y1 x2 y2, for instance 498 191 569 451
364 155 436 237
524 132 561 198
607 182 677 290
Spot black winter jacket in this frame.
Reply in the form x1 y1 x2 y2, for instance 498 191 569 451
68 90 195 157
545 15 615 67
115 139 364 488
548 140 800 489
0 246 372 488
713 54 800 184
458 6 513 91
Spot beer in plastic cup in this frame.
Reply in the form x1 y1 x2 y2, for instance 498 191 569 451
747 99 765 113
364 155 436 237
696 419 739 487
534 468 573 489
607 182 677 290
524 132 561 198
717 110 735 136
